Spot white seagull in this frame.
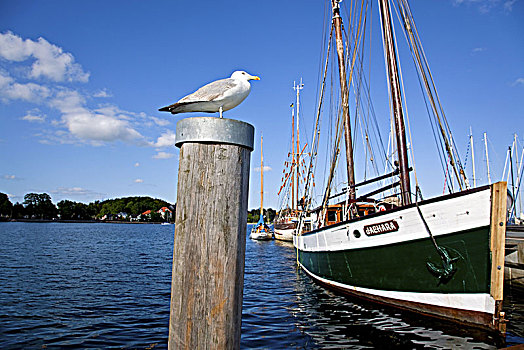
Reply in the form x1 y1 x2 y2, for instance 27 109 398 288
159 70 260 118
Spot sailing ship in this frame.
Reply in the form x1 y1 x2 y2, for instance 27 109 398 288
250 134 273 241
274 81 310 241
293 0 507 334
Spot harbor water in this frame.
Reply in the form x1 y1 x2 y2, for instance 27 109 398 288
0 222 522 349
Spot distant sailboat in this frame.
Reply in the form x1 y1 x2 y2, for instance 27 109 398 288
250 134 273 241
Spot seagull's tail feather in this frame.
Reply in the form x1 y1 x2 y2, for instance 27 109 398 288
158 101 214 114
158 102 186 114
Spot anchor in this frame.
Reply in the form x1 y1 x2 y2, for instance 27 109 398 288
426 246 459 285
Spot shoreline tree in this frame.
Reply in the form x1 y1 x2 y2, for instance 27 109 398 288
247 207 276 223
23 193 57 220
1 191 276 224
0 193 13 219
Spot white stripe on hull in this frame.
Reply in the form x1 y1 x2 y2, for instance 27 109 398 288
300 263 495 315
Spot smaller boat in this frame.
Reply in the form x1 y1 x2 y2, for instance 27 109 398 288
249 217 273 241
274 212 297 241
250 134 273 241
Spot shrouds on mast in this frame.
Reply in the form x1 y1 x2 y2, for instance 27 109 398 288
378 0 412 205
331 0 357 205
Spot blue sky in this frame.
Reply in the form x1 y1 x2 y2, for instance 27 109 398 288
0 0 523 210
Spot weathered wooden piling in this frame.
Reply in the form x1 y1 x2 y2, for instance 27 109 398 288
169 117 254 349
490 181 507 333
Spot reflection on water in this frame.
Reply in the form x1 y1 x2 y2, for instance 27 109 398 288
0 222 522 348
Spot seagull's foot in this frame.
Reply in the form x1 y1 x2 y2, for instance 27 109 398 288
219 106 223 118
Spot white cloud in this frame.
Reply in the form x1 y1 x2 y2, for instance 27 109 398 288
472 47 486 53
134 162 140 167
512 78 524 86
452 0 515 12
21 108 46 123
5 193 22 202
49 90 145 145
0 32 30 61
504 0 517 11
0 32 170 150
51 186 104 198
7 81 50 101
3 84 148 145
93 88 112 98
151 116 171 127
134 178 144 183
255 166 272 172
2 174 18 180
0 71 13 88
0 71 50 102
152 130 176 148
65 112 144 144
0 31 89 83
153 151 174 159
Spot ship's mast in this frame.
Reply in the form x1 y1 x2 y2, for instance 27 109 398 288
378 0 412 205
291 104 295 210
331 0 356 204
484 132 491 184
260 134 264 220
470 127 476 187
294 80 304 209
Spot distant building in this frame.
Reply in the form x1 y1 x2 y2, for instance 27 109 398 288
101 214 117 221
157 207 172 220
138 210 152 221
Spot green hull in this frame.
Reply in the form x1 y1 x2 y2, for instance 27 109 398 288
298 226 491 293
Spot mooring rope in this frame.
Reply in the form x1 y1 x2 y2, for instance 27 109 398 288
415 193 458 284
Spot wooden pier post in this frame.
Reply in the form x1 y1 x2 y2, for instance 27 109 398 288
490 181 507 334
169 117 254 349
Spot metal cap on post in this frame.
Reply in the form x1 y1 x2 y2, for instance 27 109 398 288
169 116 254 350
175 117 254 151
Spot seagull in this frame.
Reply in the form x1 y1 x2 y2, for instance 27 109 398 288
159 70 260 118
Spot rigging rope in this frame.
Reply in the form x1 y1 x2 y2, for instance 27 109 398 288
393 0 452 193
299 20 334 221
397 0 468 191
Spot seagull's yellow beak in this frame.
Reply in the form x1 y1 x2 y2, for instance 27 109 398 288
251 76 261 81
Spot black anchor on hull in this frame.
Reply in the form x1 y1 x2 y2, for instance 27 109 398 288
426 246 459 285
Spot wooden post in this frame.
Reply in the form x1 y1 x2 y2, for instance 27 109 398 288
169 117 254 349
489 181 507 334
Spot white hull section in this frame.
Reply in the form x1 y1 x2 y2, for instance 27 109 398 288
274 228 294 241
249 230 272 241
294 188 491 252
300 263 496 315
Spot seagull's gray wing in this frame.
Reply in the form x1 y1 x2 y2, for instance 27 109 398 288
158 78 240 113
179 78 239 103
